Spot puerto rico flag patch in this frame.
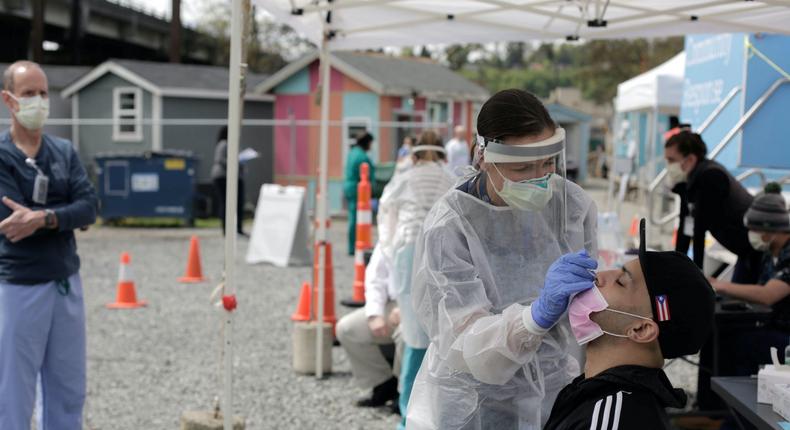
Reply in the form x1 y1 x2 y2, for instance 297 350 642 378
655 295 671 321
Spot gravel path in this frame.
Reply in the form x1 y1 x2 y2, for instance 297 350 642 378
79 223 400 430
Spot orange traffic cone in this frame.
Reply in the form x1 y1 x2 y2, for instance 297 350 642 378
107 252 147 309
355 163 373 250
312 242 337 326
629 216 640 238
179 235 206 283
291 282 312 322
341 240 366 308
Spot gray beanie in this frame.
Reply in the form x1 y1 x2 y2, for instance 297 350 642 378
744 183 790 232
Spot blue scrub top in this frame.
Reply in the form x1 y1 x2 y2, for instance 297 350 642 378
0 130 97 285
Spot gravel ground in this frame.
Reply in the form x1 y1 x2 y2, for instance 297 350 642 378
76 184 700 429
79 222 400 430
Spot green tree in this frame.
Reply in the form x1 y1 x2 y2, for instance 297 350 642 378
190 0 313 74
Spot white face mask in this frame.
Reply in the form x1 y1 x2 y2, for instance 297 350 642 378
749 231 771 252
8 93 49 130
665 161 687 188
489 163 554 211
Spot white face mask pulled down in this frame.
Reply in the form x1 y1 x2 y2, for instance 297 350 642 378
8 94 49 130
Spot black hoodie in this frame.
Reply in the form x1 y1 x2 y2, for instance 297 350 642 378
544 365 686 430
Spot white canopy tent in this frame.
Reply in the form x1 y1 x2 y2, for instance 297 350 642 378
614 51 685 185
615 51 685 113
219 1 790 428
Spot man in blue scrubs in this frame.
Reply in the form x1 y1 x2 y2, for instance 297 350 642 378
0 61 98 429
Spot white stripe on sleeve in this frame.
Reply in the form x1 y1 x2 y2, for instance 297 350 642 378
611 391 623 430
601 395 613 430
590 398 603 430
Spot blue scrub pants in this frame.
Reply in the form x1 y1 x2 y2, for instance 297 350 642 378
398 346 427 430
0 274 86 430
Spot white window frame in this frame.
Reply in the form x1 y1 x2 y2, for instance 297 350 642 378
113 87 143 142
342 117 373 170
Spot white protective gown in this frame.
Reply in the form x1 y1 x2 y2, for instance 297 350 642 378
377 162 456 348
405 178 597 430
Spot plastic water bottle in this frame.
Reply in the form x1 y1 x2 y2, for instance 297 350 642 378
784 337 790 365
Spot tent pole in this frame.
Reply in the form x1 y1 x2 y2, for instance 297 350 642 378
315 30 332 380
222 0 247 427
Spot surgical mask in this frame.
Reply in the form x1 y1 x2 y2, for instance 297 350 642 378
665 162 687 188
749 231 771 252
8 93 49 130
568 285 653 345
489 163 553 211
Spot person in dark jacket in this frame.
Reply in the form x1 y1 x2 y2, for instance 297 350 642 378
664 131 763 410
664 131 762 283
211 126 246 236
709 183 790 371
545 219 715 430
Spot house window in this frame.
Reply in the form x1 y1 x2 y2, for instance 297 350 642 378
113 87 142 141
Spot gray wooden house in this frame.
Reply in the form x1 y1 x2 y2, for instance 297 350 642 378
60 59 274 212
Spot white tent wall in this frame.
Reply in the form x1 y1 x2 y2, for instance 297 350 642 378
613 52 685 190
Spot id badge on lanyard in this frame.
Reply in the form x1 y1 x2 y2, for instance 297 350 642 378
33 173 49 205
26 158 48 205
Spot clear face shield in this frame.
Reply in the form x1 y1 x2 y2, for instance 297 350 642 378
478 127 568 238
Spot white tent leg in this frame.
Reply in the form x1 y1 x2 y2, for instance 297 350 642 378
315 34 332 380
223 0 244 427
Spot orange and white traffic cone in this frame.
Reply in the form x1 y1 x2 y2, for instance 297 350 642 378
341 240 367 308
107 252 147 309
179 235 206 283
342 163 373 308
355 163 373 250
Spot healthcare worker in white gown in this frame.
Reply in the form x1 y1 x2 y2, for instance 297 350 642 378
377 130 456 429
405 89 598 430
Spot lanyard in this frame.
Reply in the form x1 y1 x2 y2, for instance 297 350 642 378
56 278 71 296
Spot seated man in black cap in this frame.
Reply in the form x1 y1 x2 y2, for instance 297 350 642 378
709 182 790 375
544 219 715 430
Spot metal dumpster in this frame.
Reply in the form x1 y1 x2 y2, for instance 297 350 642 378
95 151 197 224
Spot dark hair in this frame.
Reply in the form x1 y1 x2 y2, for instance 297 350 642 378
669 116 680 129
476 89 556 141
665 130 707 160
413 130 445 162
355 132 374 151
217 126 228 143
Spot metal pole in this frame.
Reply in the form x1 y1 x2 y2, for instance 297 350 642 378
222 0 248 427
315 33 332 380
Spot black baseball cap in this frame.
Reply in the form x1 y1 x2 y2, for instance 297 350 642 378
638 219 715 359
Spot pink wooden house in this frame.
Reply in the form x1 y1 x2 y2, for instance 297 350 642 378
254 51 488 214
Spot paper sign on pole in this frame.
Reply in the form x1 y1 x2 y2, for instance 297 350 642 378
246 184 311 267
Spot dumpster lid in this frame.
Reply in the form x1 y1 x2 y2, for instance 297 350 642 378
95 149 196 160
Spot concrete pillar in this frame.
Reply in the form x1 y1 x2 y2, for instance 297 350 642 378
30 0 44 62
292 321 332 374
180 411 245 430
169 0 181 63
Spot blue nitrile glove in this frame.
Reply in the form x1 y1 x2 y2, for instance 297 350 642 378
531 250 598 329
